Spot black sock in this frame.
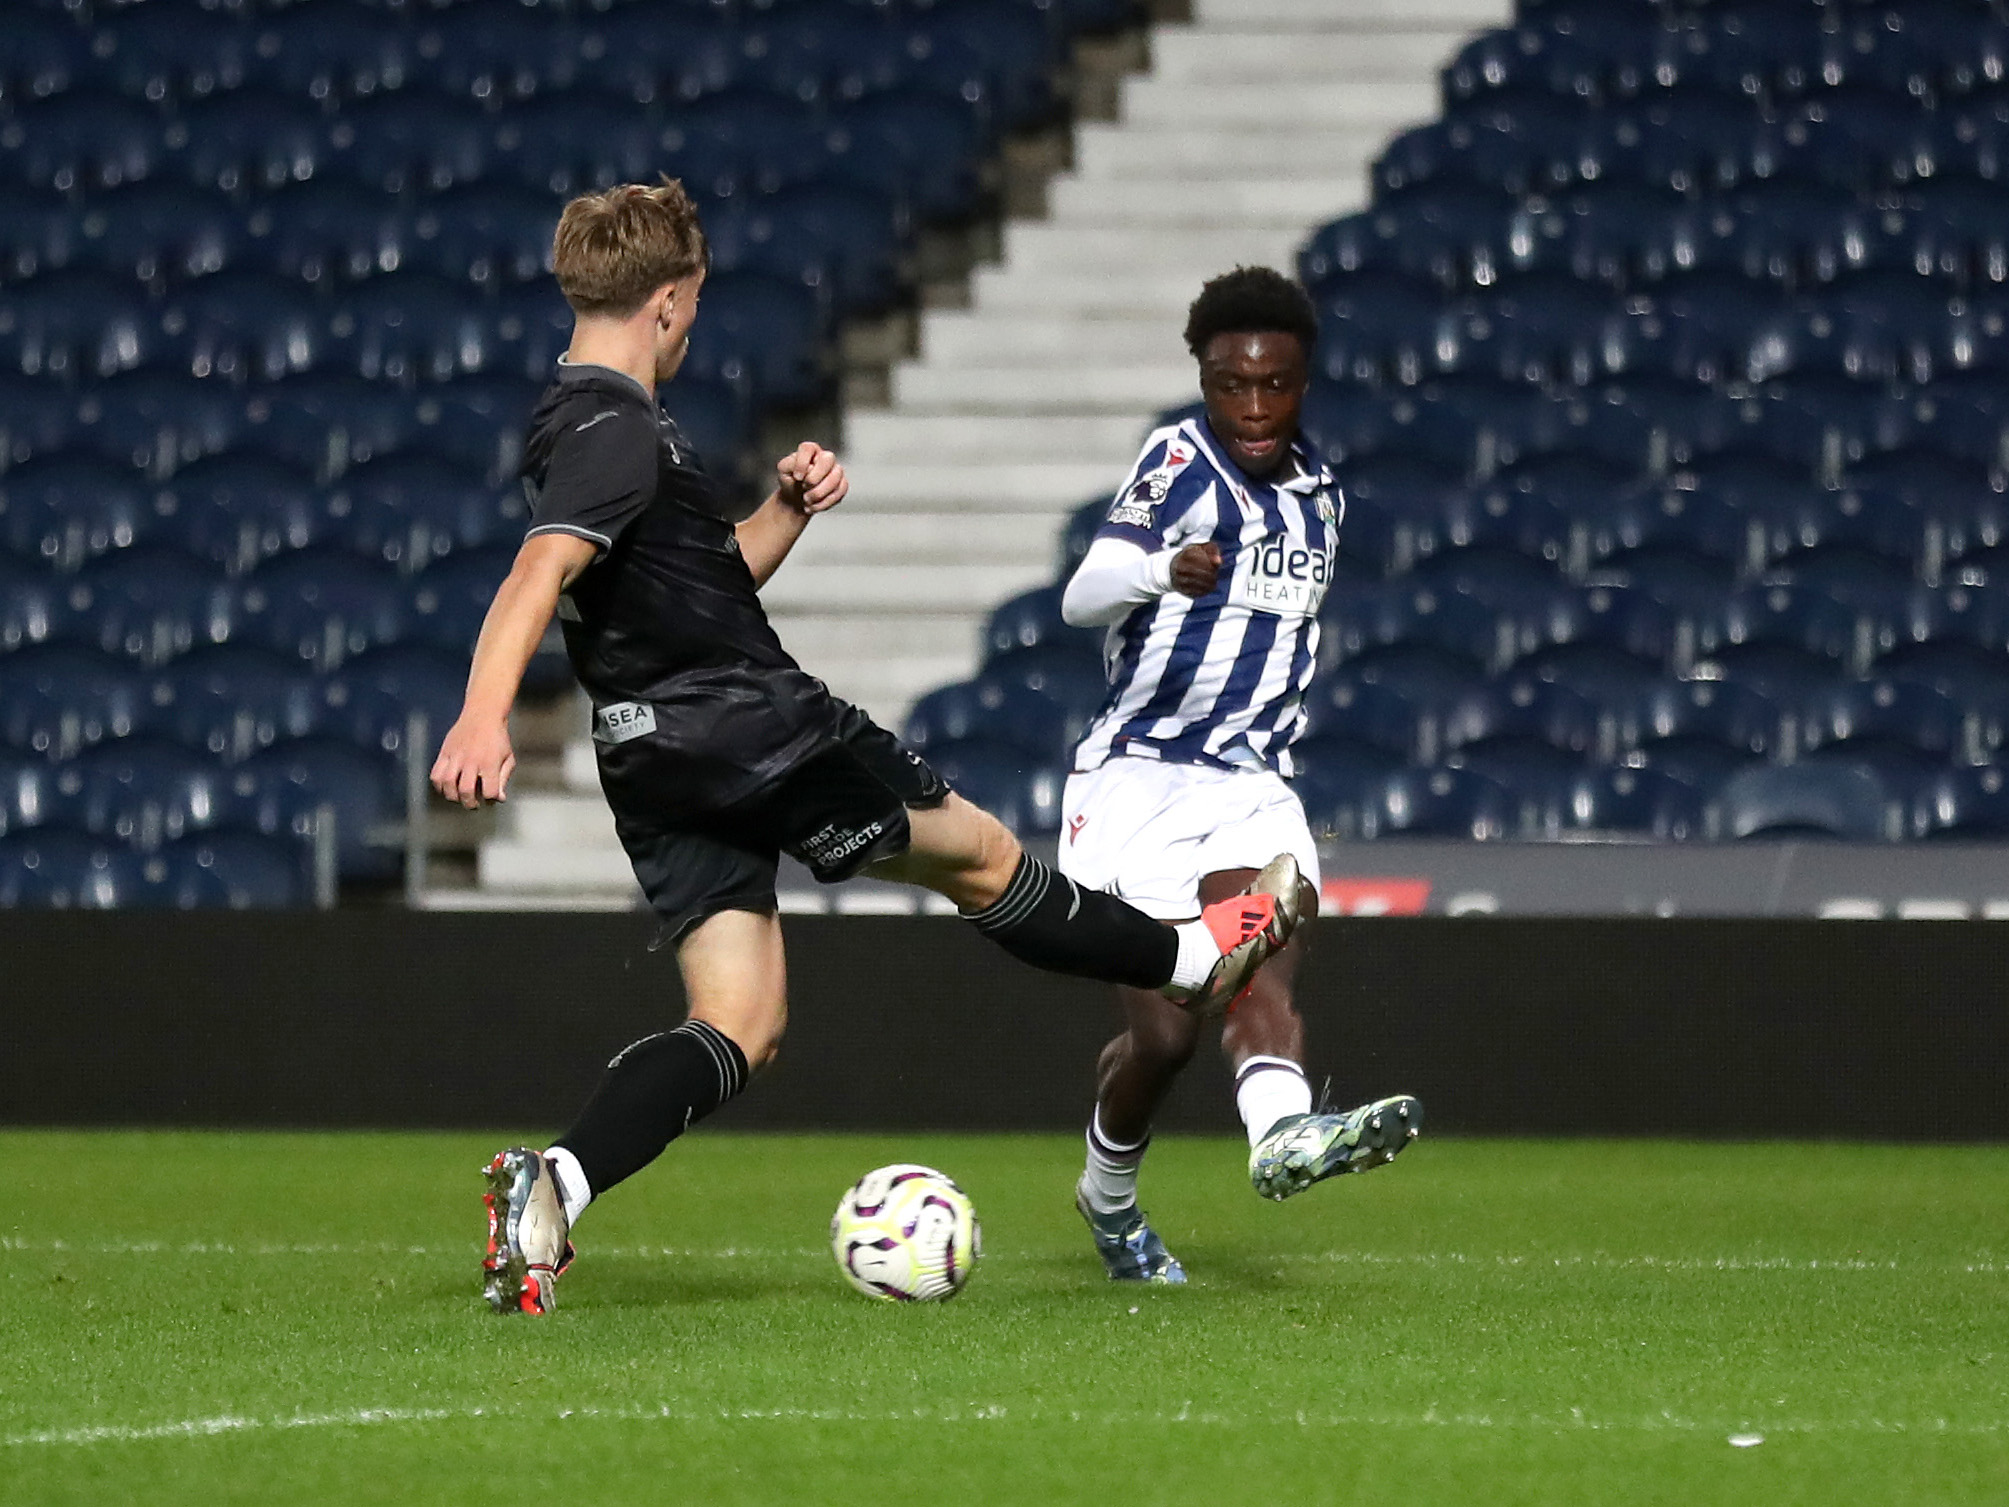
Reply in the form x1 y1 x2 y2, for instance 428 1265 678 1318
552 1019 750 1198
964 854 1176 990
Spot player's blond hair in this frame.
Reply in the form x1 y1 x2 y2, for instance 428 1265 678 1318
552 179 709 318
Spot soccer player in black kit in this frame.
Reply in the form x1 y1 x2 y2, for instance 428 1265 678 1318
430 180 1306 1314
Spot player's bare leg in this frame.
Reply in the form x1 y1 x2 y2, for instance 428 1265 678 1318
484 909 786 1314
870 794 1303 1014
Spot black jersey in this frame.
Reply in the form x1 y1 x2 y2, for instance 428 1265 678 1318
520 362 841 821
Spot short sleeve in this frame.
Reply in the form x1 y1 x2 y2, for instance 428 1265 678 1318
1096 432 1209 550
525 403 658 556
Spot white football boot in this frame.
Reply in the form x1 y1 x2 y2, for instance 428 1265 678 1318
482 1147 573 1315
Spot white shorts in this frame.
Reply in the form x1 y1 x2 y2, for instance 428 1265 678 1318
1057 756 1321 921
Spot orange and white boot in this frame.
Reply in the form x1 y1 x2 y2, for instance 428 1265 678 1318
482 1148 574 1315
1171 853 1305 1018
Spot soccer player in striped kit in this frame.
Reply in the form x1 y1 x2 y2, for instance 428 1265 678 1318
1057 268 1422 1283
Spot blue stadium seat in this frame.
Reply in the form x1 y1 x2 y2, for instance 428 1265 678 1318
915 0 1060 131
241 550 408 670
1599 90 1779 196
1799 677 1965 779
1441 679 1602 769
578 10 755 105
0 831 149 909
415 6 579 104
983 584 1095 661
65 185 247 288
980 643 1109 723
160 272 325 384
252 8 414 103
5 91 162 192
57 738 226 851
1293 744 1404 838
327 456 525 573
1913 765 2009 840
1559 765 1705 839
1734 182 1895 288
225 736 400 880
1577 374 1750 472
326 271 487 385
1699 3 1844 101
756 183 906 314
662 377 757 475
0 750 58 837
1531 181 1715 286
404 184 558 288
1443 26 1607 107
173 90 328 195
1876 636 2009 756
1299 185 1518 290
0 556 63 652
0 371 77 469
669 92 836 197
828 91 988 220
241 374 416 479
1299 677 1427 757
1321 582 1505 673
156 643 327 762
93 6 253 105
1368 766 1517 839
1690 584 1861 694
153 832 309 909
413 377 540 484
1635 271 1795 384
682 270 827 406
160 454 326 574
326 644 472 764
249 181 408 288
923 739 1063 836
1511 639 1665 710
1704 760 1899 841
1314 271 1459 386
904 676 1073 762
1057 497 1106 574
68 547 240 666
1908 176 2009 285
0 456 165 571
0 12 90 112
334 93 493 195
72 372 245 479
1750 374 1915 475
0 644 153 757
1613 677 1781 788
0 271 158 382
1787 84 1939 189
488 282 574 381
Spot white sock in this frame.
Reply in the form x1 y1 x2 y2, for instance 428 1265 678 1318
1236 1057 1312 1147
1079 1108 1148 1216
1165 918 1221 996
543 1146 592 1228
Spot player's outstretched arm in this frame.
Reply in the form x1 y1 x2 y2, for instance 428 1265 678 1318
1061 538 1222 626
737 441 847 588
431 532 597 808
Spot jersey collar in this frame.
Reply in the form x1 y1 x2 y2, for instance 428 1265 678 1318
1192 413 1330 495
555 358 655 404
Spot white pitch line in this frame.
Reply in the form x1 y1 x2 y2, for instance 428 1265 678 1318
5 1237 2000 1273
5 1403 2003 1451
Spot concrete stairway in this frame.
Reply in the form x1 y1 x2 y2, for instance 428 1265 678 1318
467 0 1507 904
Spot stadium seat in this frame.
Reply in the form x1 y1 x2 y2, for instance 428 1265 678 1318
5 91 162 192
756 183 906 315
93 6 253 105
982 584 1095 662
1313 271 1460 386
574 9 751 106
66 185 248 288
160 454 327 575
1300 677 1430 759
1613 677 1781 788
1057 498 1107 575
333 93 493 196
325 271 487 385
661 376 757 476
681 270 827 406
240 550 408 670
159 272 326 384
1799 677 1966 776
156 643 327 762
0 830 149 909
0 555 63 652
1293 743 1405 838
1441 679 1602 767
174 90 329 196
1529 181 1715 287
1368 765 1517 839
225 737 400 881
1703 760 1899 841
1635 271 1795 384
1912 764 2009 840
0 750 57 837
1558 765 1706 839
249 181 408 288
153 831 309 909
412 377 540 484
0 271 158 382
922 739 1063 836
827 91 988 220
326 456 525 572
414 5 579 104
0 455 165 572
403 185 558 289
0 644 152 757
1690 584 1862 694
0 370 78 470
0 12 90 113
916 0 1060 131
1320 582 1505 673
72 371 246 478
980 643 1109 724
1476 270 1636 386
252 8 414 103
57 738 226 851
1298 184 1518 291
68 547 240 666
903 676 1073 762
241 374 416 480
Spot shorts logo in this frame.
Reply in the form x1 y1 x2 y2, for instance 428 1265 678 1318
593 701 657 744
1066 813 1088 843
798 820 885 871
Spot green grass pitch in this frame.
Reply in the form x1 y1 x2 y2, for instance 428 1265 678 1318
4 1131 2005 1506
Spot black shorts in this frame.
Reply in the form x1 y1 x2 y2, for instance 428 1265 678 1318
614 702 950 946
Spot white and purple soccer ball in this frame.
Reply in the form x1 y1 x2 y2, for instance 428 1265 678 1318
830 1163 980 1302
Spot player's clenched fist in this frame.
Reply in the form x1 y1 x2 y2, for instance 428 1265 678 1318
431 716 516 808
776 441 847 515
1169 542 1222 597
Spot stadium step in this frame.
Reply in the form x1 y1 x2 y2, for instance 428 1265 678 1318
758 561 1053 615
1119 76 1436 126
1073 125 1392 179
837 459 1119 509
1000 222 1301 273
843 412 1148 465
776 509 1064 563
1046 174 1365 227
890 363 1196 414
918 311 1173 367
1150 30 1460 80
1196 0 1505 26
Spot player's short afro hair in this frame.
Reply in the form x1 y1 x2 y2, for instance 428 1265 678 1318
1183 266 1318 362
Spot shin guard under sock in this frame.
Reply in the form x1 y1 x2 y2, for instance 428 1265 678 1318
552 1019 749 1198
963 854 1176 990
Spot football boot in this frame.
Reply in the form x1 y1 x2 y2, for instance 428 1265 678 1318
1249 1095 1423 1202
482 1147 574 1315
1076 1180 1187 1284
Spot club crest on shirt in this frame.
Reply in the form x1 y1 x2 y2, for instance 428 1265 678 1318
1312 488 1338 527
1110 440 1195 527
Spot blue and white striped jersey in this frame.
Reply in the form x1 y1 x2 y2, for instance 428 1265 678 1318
1072 415 1342 778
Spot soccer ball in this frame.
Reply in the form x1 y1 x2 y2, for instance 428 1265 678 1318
830 1163 980 1302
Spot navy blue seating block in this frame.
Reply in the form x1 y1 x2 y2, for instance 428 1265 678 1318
1369 765 1517 839
327 456 525 572
983 583 1095 661
0 455 165 571
1914 765 2009 839
175 90 329 196
56 738 226 850
0 556 64 652
74 371 246 477
979 643 1109 723
0 751 58 837
226 737 399 880
923 738 1063 836
327 644 473 763
160 454 326 575
904 676 1072 762
240 549 407 670
0 644 152 758
152 831 308 909
683 270 827 406
0 831 149 908
157 643 327 762
1704 760 1899 841
1559 765 1705 839
68 547 240 666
